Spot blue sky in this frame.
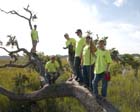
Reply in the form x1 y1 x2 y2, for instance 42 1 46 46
0 0 140 55
93 0 140 24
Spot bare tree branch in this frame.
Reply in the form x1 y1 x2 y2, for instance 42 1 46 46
0 9 29 20
0 81 119 112
9 48 30 56
0 47 10 53
0 61 32 68
0 45 46 80
0 46 30 64
0 47 32 68
0 5 37 30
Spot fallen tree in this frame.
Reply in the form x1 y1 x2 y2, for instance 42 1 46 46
0 80 119 112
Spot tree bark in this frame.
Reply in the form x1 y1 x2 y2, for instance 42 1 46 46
0 81 119 112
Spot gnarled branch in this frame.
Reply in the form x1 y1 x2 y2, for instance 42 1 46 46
0 5 37 30
0 81 119 112
0 46 46 83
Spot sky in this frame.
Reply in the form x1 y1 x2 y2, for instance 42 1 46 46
0 0 140 56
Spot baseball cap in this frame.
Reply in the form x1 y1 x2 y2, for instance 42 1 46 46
75 29 82 33
64 33 68 36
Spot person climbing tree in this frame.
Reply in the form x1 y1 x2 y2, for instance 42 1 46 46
31 25 39 53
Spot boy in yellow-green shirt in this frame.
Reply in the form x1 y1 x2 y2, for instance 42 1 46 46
92 40 112 98
82 36 96 90
45 56 60 85
74 29 86 83
31 25 39 53
63 33 76 73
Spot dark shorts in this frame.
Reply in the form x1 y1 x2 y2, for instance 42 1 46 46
32 40 38 47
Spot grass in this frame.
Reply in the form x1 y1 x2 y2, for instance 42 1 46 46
1 59 140 112
0 61 86 112
108 73 140 112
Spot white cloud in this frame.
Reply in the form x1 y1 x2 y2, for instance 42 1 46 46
89 20 140 54
113 0 126 7
0 0 100 55
132 31 140 39
100 0 109 5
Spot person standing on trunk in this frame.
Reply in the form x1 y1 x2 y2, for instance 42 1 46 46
63 33 76 73
82 35 96 90
92 40 112 98
74 29 86 83
31 25 39 53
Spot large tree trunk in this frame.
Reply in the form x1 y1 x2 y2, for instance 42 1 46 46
0 81 119 112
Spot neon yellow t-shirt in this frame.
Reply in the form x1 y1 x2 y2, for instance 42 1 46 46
75 37 86 57
94 49 112 74
66 38 76 51
45 60 59 72
82 45 96 65
31 29 38 40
